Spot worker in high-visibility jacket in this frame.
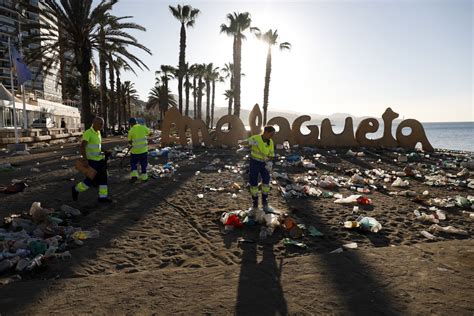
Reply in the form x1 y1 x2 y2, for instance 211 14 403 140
128 117 150 183
72 117 111 203
243 125 276 213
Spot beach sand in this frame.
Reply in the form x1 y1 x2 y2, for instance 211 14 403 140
0 136 472 314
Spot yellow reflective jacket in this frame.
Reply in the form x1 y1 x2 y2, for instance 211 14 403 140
82 127 104 161
248 134 274 162
128 124 149 154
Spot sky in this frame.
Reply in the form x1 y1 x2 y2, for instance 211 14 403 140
109 0 473 122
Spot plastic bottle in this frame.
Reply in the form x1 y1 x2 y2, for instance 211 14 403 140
72 229 100 240
357 187 370 194
334 195 360 204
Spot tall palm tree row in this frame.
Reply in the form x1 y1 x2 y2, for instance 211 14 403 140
169 4 200 114
220 12 257 118
255 29 291 125
220 62 234 115
23 0 151 128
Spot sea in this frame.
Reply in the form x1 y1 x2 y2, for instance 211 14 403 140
302 121 474 152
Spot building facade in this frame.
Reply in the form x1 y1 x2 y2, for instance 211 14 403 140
0 0 62 102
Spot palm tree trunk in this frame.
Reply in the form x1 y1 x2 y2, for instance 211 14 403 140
193 76 197 119
185 72 190 117
116 70 122 129
228 75 234 115
263 46 272 125
99 53 108 135
205 79 210 128
178 23 186 114
233 35 242 117
211 79 216 129
108 64 115 131
197 77 203 120
127 91 131 125
79 48 93 128
122 93 127 127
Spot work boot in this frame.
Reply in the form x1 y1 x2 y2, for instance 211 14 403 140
130 177 138 184
98 197 113 203
72 186 79 201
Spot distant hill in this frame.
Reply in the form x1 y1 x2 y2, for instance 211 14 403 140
211 106 397 126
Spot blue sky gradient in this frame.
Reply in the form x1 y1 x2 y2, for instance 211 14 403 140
109 0 472 122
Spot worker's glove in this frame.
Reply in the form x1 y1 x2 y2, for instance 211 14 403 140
265 161 273 172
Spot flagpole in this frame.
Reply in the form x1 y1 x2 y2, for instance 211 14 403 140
8 37 19 145
17 8 28 129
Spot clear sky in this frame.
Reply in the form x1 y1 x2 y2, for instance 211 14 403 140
109 0 473 122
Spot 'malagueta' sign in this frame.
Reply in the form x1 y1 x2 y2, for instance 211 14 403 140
161 105 434 152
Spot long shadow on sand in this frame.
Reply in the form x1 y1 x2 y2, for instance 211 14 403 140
289 194 402 314
0 150 203 313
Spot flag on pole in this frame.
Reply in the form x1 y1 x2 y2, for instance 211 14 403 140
10 45 31 85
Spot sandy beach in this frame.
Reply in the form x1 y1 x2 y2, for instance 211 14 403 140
0 136 473 314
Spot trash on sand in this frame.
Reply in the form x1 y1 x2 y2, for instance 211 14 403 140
357 216 382 232
308 226 324 237
197 194 204 199
237 237 255 244
413 209 439 224
283 238 308 248
392 177 410 187
330 247 343 254
0 181 27 194
420 230 437 240
428 224 468 236
342 242 358 249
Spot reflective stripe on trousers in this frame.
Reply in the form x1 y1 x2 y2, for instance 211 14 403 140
75 182 89 192
99 185 108 198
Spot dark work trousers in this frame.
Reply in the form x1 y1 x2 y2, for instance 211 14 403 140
130 152 148 174
83 159 108 187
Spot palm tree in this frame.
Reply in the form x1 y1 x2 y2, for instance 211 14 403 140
195 64 206 120
220 12 256 117
189 64 199 119
184 62 191 117
108 58 116 130
122 81 138 121
221 62 234 115
208 65 221 128
147 83 177 123
155 65 176 94
255 29 291 124
204 63 212 128
23 0 151 128
169 4 200 114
